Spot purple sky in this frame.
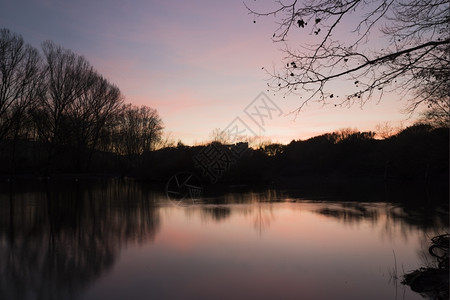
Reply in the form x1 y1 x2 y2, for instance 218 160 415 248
0 0 417 144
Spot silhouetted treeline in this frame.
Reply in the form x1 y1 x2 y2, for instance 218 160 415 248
144 124 448 187
2 103 448 189
1 29 448 185
0 29 163 174
264 124 448 185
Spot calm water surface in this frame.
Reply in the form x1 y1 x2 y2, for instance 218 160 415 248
0 179 448 300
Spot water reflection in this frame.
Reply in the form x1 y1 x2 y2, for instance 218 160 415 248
197 203 275 235
316 202 380 224
0 180 448 300
0 179 160 300
314 201 448 242
201 206 231 222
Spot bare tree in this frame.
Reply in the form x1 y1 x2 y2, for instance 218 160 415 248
375 121 406 138
334 127 359 142
1 29 167 173
209 128 230 144
0 28 41 141
114 104 164 156
0 29 42 173
154 131 176 149
375 122 396 139
245 0 449 113
419 97 450 127
66 70 123 170
32 41 96 172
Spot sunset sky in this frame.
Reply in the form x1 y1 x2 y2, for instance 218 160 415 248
0 0 417 145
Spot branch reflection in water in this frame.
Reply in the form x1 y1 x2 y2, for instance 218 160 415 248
0 178 161 300
0 179 447 300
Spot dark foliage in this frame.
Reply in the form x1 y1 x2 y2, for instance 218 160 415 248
2 125 447 194
0 29 163 175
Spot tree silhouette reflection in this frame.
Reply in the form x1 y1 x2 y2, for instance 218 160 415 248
316 203 379 224
201 206 231 222
0 182 448 300
314 201 448 241
252 204 274 235
0 179 160 300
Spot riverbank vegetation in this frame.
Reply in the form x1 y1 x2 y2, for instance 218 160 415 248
1 123 448 188
1 28 448 192
402 233 449 299
0 28 163 174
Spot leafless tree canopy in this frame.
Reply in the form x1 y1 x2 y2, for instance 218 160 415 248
245 0 449 118
419 97 450 127
0 28 165 173
112 104 164 156
209 128 231 144
0 29 41 140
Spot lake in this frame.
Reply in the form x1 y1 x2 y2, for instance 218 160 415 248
0 178 448 300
